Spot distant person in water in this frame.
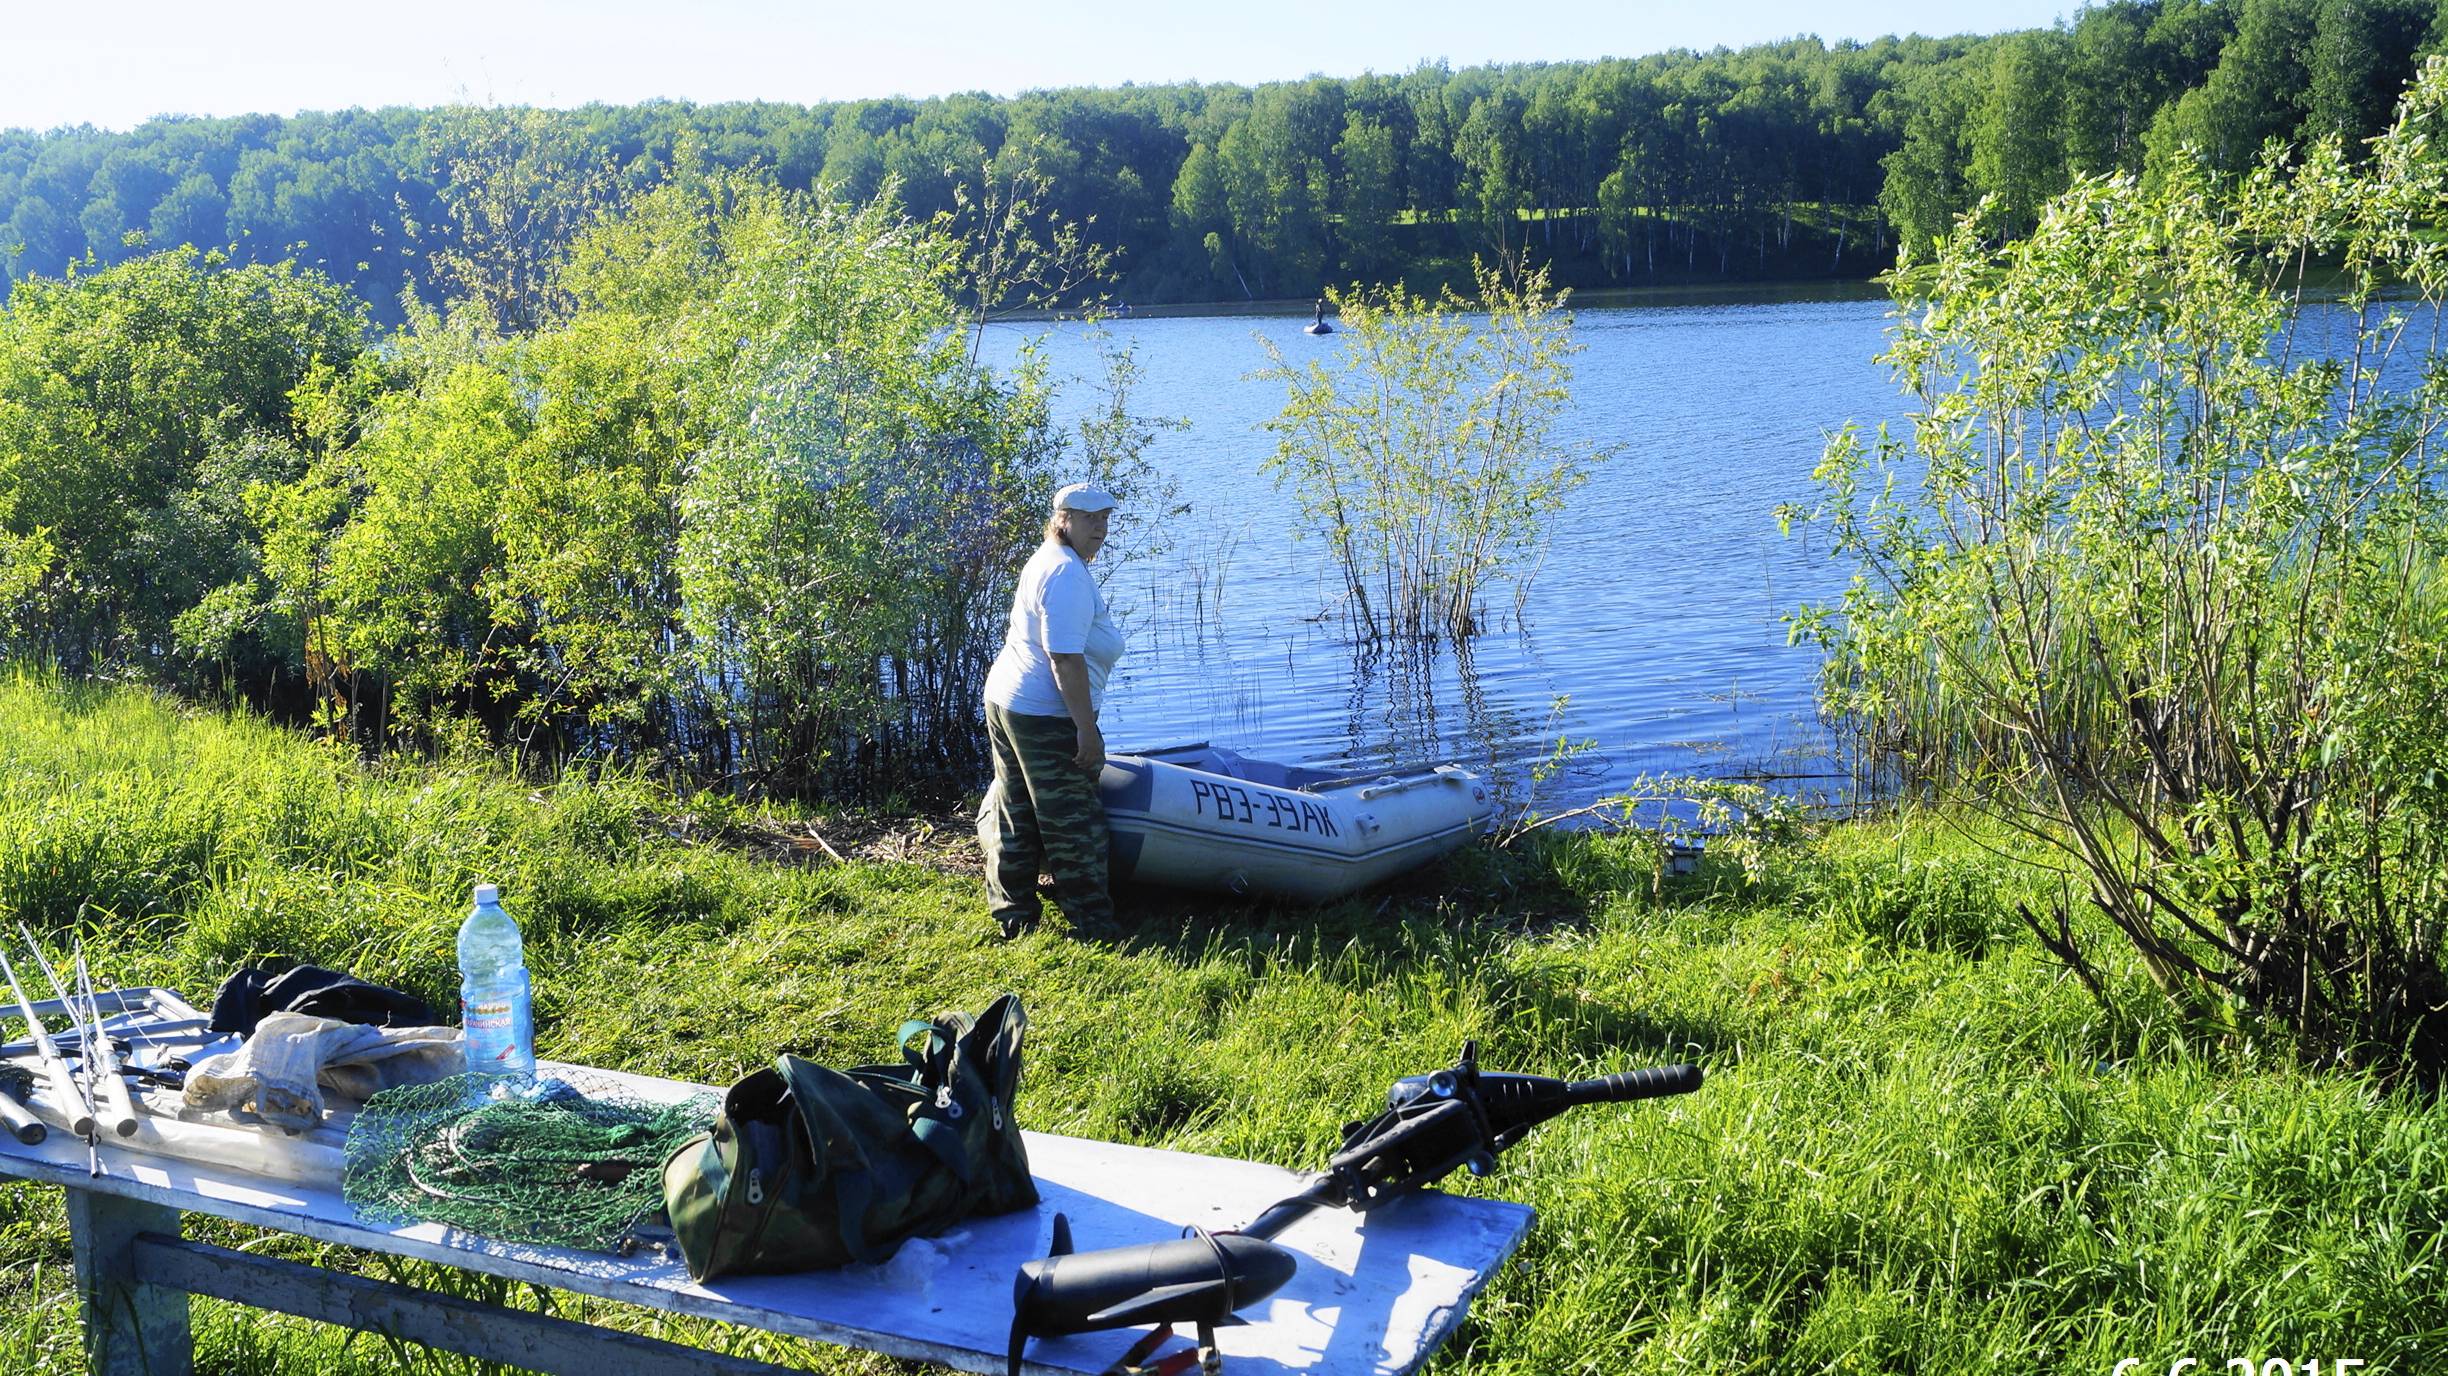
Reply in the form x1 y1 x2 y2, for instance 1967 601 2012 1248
979 482 1126 939
1307 297 1334 334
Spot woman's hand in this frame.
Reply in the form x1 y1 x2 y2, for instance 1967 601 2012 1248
1049 652 1105 775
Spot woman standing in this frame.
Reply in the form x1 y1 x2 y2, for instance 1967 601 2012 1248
980 482 1126 938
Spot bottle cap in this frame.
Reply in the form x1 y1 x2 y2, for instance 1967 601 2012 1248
472 882 500 905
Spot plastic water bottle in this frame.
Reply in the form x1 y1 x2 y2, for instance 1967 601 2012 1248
457 882 535 1079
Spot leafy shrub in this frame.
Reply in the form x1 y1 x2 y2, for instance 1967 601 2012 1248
252 167 1152 801
1260 259 1612 641
0 247 366 689
1791 61 2448 1073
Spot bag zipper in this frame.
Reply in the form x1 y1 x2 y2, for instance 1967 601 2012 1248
723 1113 790 1275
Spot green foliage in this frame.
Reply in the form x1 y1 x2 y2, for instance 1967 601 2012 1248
1967 31 2072 237
1260 260 1610 641
2146 0 2320 175
2 673 2441 1373
942 158 1117 359
1216 86 1333 297
670 178 1052 795
1791 61 2448 1073
0 140 1168 807
416 104 625 335
1879 62 1982 258
1513 769 1818 899
493 305 697 746
1168 142 1227 238
1455 94 1530 259
0 246 366 689
268 357 528 739
1789 832 2020 957
1333 113 1401 279
246 162 1162 801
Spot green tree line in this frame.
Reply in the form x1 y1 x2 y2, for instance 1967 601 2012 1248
7 0 2443 315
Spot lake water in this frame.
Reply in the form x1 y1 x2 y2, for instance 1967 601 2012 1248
980 288 1908 817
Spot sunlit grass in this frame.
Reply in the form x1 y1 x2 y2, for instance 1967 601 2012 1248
0 671 2438 1372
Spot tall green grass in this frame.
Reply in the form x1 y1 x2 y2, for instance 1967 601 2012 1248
0 671 2438 1372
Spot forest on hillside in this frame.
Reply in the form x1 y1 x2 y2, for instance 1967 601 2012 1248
3 0 2444 316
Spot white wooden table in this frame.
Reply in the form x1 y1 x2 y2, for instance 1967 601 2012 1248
0 1041 1535 1376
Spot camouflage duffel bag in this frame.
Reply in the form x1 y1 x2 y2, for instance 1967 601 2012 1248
661 993 1037 1282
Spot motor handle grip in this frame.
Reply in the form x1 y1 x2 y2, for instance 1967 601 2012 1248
1566 1063 1703 1104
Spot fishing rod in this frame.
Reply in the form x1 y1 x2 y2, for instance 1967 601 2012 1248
0 942 97 1148
75 948 142 1137
1006 1041 1704 1376
13 929 138 1139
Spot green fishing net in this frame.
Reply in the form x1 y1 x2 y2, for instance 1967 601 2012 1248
342 1071 718 1252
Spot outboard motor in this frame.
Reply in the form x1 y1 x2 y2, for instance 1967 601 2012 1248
1007 1042 1703 1374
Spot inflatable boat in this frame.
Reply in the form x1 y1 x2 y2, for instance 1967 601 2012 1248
1099 742 1496 903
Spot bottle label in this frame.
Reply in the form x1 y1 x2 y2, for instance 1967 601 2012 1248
462 969 533 1072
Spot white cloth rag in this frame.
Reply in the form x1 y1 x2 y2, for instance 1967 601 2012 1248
183 1011 463 1132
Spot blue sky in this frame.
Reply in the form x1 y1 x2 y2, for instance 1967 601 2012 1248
6 0 2082 133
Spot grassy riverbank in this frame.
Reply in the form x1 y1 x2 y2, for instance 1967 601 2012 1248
0 673 2439 1373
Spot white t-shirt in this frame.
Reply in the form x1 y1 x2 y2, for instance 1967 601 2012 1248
983 541 1126 718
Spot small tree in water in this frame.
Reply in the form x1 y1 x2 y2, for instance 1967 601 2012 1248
1260 260 1610 642
1789 60 2448 1076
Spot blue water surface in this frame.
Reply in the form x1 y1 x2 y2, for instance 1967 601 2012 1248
979 294 1912 816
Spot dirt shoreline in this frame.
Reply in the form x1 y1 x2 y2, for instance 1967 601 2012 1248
659 802 986 877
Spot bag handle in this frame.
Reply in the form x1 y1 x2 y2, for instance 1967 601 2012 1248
887 997 1028 1187
968 993 1028 1101
899 1017 966 1106
899 1014 978 1182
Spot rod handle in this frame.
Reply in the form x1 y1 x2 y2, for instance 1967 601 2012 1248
93 1070 140 1138
1566 1063 1704 1104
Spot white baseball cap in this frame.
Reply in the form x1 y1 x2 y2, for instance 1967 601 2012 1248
1053 481 1117 513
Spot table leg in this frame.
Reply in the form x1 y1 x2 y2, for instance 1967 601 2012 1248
67 1190 191 1376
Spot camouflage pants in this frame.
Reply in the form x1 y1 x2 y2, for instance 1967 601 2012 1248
979 703 1113 935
